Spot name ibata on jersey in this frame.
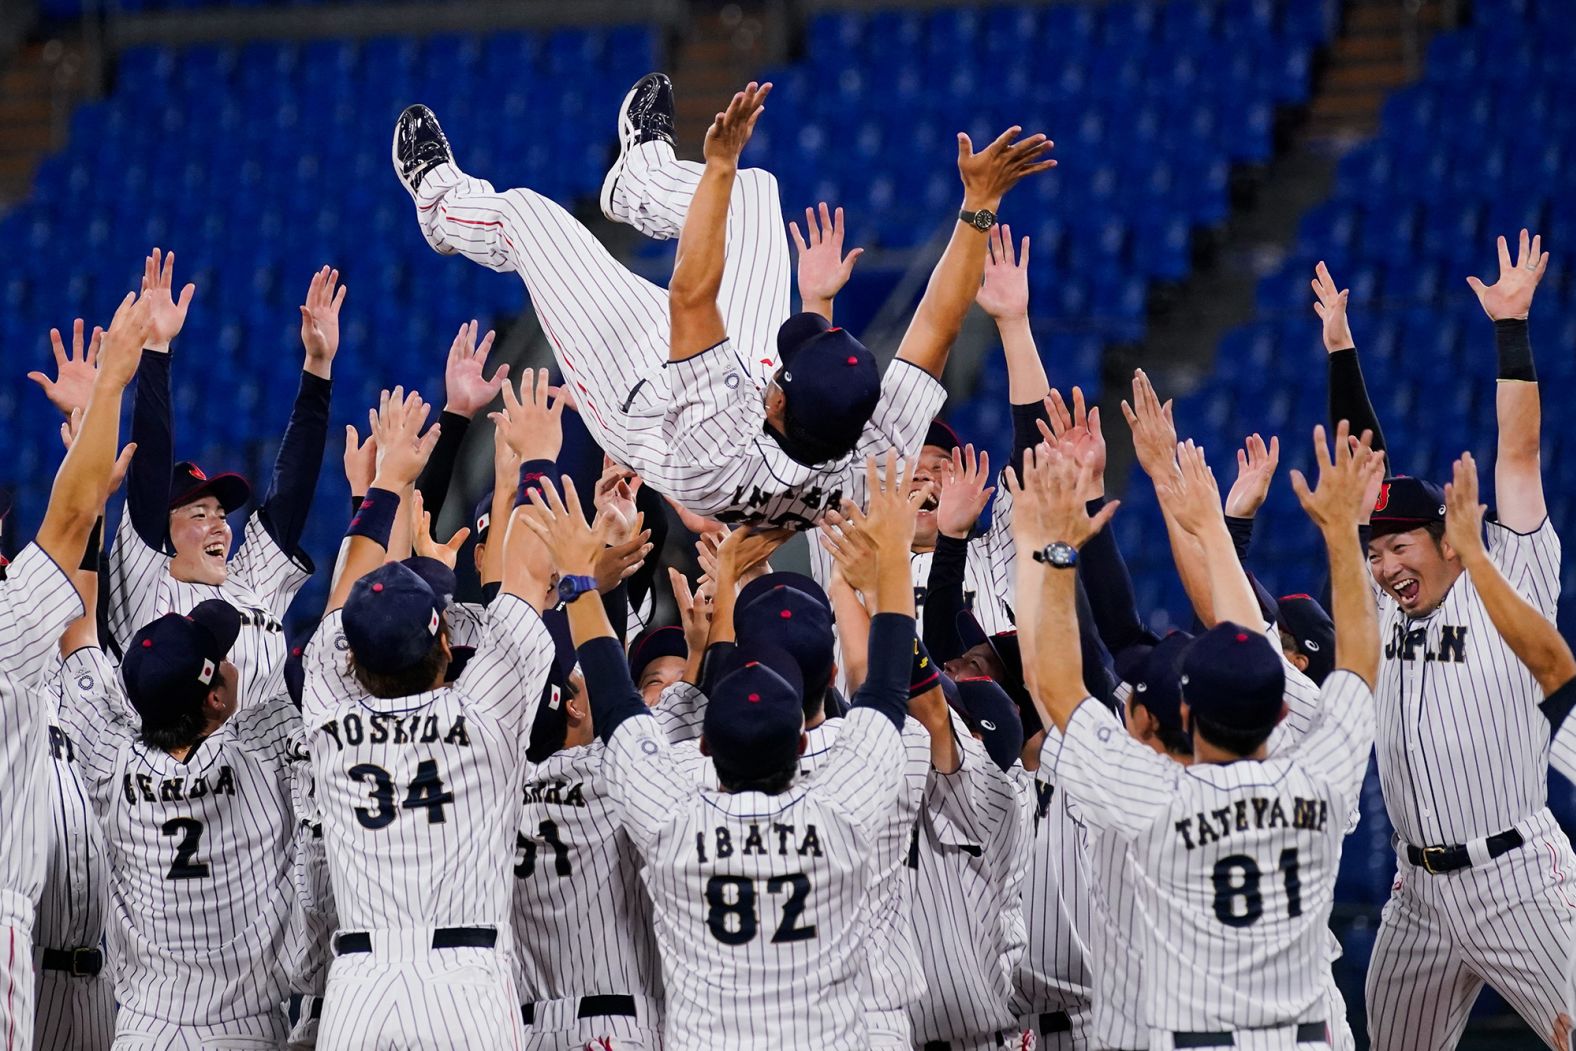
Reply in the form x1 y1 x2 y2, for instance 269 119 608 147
1173 795 1329 850
317 712 472 751
695 821 826 863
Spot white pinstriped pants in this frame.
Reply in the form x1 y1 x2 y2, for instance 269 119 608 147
1365 807 1576 1051
109 1012 283 1050
34 968 114 1051
414 142 789 470
2 925 36 1051
316 942 523 1051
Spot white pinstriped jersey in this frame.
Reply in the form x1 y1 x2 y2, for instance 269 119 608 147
56 646 302 1027
510 740 661 1007
0 545 84 929
908 712 1029 1044
302 596 553 931
1374 518 1561 845
1010 760 1092 1020
37 663 109 957
1049 670 1374 1035
604 707 910 1051
107 509 311 710
1552 680 1576 782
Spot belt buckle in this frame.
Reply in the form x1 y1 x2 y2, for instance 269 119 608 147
1420 846 1448 874
68 948 95 977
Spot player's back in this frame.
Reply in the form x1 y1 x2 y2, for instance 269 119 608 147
103 695 298 1024
642 778 878 1050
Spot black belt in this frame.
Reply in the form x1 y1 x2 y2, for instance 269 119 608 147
1038 1011 1072 1035
922 1033 1008 1051
1174 1022 1327 1047
286 993 323 1026
333 926 497 955
40 947 102 977
521 993 639 1027
1406 828 1524 875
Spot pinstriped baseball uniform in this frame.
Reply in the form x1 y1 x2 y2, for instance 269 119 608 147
35 660 114 1051
107 510 311 710
281 750 334 1051
1048 670 1374 1049
511 740 663 1050
603 704 912 1051
412 156 945 528
1365 518 1576 1049
1552 678 1576 781
652 681 709 746
56 646 301 1048
1 544 86 1051
907 711 1030 1049
303 597 553 1050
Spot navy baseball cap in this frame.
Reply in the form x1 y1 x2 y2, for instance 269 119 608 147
1370 476 1446 539
703 645 806 783
401 556 457 612
737 571 832 618
736 585 835 696
923 418 963 454
1121 630 1195 735
629 625 688 684
1277 594 1335 685
123 599 242 725
342 562 444 675
526 608 579 763
952 675 1025 772
1180 622 1286 734
169 461 250 513
472 492 496 545
956 610 1034 734
774 312 880 464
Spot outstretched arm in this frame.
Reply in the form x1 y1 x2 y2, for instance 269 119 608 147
1155 441 1265 631
669 82 771 361
1444 451 1574 694
790 203 864 323
1313 261 1389 462
1466 229 1549 533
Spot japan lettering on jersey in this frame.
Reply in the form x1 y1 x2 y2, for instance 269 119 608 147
511 740 661 1006
1373 519 1560 846
0 545 86 923
108 510 311 709
1048 670 1374 1034
57 646 302 1028
604 707 910 1051
653 344 946 529
301 596 553 931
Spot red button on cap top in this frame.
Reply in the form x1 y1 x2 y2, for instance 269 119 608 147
747 692 761 703
372 583 384 593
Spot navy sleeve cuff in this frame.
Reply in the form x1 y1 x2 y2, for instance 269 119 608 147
850 612 916 731
579 635 651 745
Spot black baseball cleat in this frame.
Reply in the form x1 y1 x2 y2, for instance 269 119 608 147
392 104 454 201
600 73 676 221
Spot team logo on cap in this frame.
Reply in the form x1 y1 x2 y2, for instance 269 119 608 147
1374 483 1391 512
427 610 440 635
1304 639 1321 651
980 719 997 731
198 658 216 685
476 512 491 533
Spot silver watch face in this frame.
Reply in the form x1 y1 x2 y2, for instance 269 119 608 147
1047 542 1075 567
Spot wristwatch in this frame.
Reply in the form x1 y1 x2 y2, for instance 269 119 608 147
556 574 599 604
959 207 997 232
1032 541 1078 569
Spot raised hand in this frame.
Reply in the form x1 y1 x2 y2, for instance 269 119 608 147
592 457 643 544
957 126 1056 209
1311 261 1354 353
488 368 564 463
1040 386 1106 499
935 443 994 539
702 81 772 167
443 320 510 418
1224 433 1280 519
668 566 714 656
29 319 103 416
140 248 196 352
839 454 933 559
96 290 156 389
299 266 347 375
410 489 470 569
519 476 615 578
594 517 653 593
789 202 864 314
714 524 791 590
1443 451 1488 563
59 407 136 501
1154 440 1224 537
1005 443 1117 552
1466 229 1549 321
1121 368 1179 481
369 386 440 491
342 425 377 497
1287 421 1381 536
819 506 881 599
975 223 1030 320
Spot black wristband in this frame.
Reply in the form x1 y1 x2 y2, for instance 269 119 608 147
349 494 364 517
79 517 104 570
516 460 557 508
909 636 942 699
1495 318 1536 382
347 487 400 548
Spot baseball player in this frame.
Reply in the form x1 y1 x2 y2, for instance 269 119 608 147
1314 237 1576 1050
302 381 556 1050
103 255 340 708
3 291 151 1051
1012 424 1381 1051
518 452 931 1050
394 74 1052 527
907 676 1032 1051
56 593 302 1050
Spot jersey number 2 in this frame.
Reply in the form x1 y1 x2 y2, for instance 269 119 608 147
704 875 817 946
1212 848 1303 927
161 818 211 880
349 760 454 830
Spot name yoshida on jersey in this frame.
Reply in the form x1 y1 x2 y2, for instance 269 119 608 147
1046 670 1375 1034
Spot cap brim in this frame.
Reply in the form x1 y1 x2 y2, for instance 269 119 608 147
170 474 252 513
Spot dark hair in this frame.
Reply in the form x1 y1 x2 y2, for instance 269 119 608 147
1189 711 1274 758
1277 627 1303 659
351 623 451 700
714 753 798 796
140 670 226 753
1423 520 1447 549
1130 698 1192 757
802 676 830 723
